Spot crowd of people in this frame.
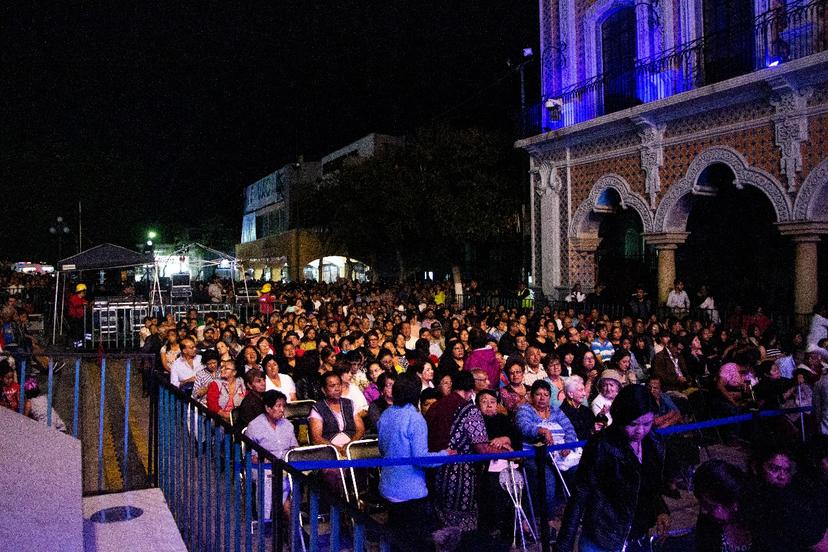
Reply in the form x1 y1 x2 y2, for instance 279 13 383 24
128 279 828 551
4 275 828 550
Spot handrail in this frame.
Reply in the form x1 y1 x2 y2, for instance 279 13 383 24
154 373 399 551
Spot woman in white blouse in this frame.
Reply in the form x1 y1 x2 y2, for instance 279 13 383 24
262 354 296 401
337 364 368 415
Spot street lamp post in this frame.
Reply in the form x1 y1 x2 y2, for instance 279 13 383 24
49 216 71 263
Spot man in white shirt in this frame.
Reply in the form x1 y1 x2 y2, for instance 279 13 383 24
807 304 828 362
523 346 549 386
665 279 690 315
170 337 204 389
564 283 586 303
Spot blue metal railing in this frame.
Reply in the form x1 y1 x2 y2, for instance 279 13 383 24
152 366 812 552
154 375 401 552
11 352 156 494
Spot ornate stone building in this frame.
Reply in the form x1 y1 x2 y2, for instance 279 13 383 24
517 0 828 319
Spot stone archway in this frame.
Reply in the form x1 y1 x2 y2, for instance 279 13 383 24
570 173 654 240
569 174 654 294
650 146 795 309
793 159 828 222
654 146 792 232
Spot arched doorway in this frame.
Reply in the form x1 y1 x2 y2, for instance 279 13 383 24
675 163 793 311
594 190 653 301
570 175 654 297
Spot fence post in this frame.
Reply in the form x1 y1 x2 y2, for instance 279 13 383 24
329 504 341 552
534 445 551 552
46 358 54 427
73 358 81 438
309 488 319 551
224 431 232 550
291 478 302 552
244 450 253 552
97 357 107 491
18 359 26 415
274 464 284 552
257 460 265 552
204 416 210 550
122 358 131 487
234 442 242 552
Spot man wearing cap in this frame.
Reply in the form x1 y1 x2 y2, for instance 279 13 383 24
67 283 88 349
257 283 275 317
429 321 445 358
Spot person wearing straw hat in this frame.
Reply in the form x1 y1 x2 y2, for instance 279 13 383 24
590 369 623 426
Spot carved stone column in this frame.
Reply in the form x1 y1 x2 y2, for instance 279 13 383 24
643 232 690 304
777 221 828 319
538 163 563 293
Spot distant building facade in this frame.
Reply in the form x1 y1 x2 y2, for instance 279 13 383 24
236 133 404 282
517 0 828 319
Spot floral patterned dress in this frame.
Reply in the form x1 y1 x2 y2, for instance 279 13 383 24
434 400 489 530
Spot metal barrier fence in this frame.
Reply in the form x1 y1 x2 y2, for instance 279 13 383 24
53 301 263 348
151 369 812 552
11 352 156 495
154 377 398 552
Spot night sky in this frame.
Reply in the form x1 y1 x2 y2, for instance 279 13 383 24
4 1 538 262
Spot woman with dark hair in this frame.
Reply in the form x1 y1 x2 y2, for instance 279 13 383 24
362 360 384 404
437 339 466 373
207 359 246 422
424 370 503 532
747 445 828 552
516 379 579 531
557 384 670 552
293 350 324 401
407 359 435 391
308 371 365 454
262 353 297 401
377 373 454 550
476 388 520 539
235 345 261 377
609 348 638 386
367 371 396 432
435 370 453 397
693 460 754 552
500 357 531 414
414 338 433 365
530 323 556 359
631 335 653 373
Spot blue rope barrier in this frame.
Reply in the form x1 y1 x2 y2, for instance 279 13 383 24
277 406 812 471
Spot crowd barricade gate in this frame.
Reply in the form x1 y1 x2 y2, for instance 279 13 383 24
150 369 812 552
10 352 156 495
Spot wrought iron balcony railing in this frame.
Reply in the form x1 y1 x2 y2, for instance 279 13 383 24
519 0 826 137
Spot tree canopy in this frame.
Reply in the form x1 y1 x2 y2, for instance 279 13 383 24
306 125 525 282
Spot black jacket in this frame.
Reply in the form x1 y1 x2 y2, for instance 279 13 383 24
556 428 668 552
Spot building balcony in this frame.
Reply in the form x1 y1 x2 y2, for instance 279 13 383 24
520 0 826 138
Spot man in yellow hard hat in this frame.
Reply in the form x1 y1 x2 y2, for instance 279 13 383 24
257 282 275 317
67 283 88 348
